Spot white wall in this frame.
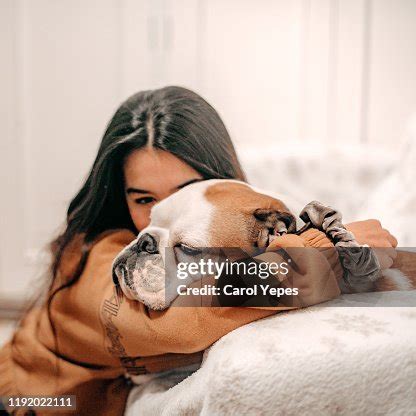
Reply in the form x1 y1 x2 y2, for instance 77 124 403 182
1 0 416 298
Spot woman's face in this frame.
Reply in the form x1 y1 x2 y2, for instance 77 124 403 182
123 148 203 231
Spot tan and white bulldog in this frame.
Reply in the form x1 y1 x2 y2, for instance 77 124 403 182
112 179 414 309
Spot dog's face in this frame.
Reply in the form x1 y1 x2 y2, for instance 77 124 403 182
112 179 302 305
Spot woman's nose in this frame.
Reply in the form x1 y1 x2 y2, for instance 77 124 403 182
136 233 159 254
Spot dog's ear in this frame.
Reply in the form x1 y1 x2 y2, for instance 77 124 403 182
253 208 297 248
253 208 297 231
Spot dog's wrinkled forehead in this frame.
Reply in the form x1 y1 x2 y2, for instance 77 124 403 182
149 179 258 226
146 179 298 248
204 181 290 212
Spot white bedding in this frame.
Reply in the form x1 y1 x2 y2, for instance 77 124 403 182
125 290 416 416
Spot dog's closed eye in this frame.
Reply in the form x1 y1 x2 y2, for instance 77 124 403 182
174 243 202 256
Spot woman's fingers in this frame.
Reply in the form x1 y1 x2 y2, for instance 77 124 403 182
266 234 306 250
345 219 398 248
384 228 398 248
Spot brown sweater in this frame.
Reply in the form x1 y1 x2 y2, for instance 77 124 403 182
0 227 372 415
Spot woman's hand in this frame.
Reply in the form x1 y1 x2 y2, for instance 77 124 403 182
264 231 341 307
345 219 398 269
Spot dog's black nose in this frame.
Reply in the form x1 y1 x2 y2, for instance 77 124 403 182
136 233 159 254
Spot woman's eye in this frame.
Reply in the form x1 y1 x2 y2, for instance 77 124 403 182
134 196 156 205
176 243 202 256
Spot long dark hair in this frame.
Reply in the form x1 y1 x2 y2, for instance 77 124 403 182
23 86 246 355
51 85 245 284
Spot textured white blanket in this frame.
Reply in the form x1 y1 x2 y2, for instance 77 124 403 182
125 290 416 416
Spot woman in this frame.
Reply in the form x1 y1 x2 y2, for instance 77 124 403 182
0 86 397 415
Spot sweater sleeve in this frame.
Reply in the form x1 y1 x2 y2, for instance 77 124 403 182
0 229 290 406
91 232 289 358
50 229 286 359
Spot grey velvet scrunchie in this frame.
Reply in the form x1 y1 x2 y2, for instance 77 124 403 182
298 201 381 293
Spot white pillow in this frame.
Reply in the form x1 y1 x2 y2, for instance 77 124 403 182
238 143 393 222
